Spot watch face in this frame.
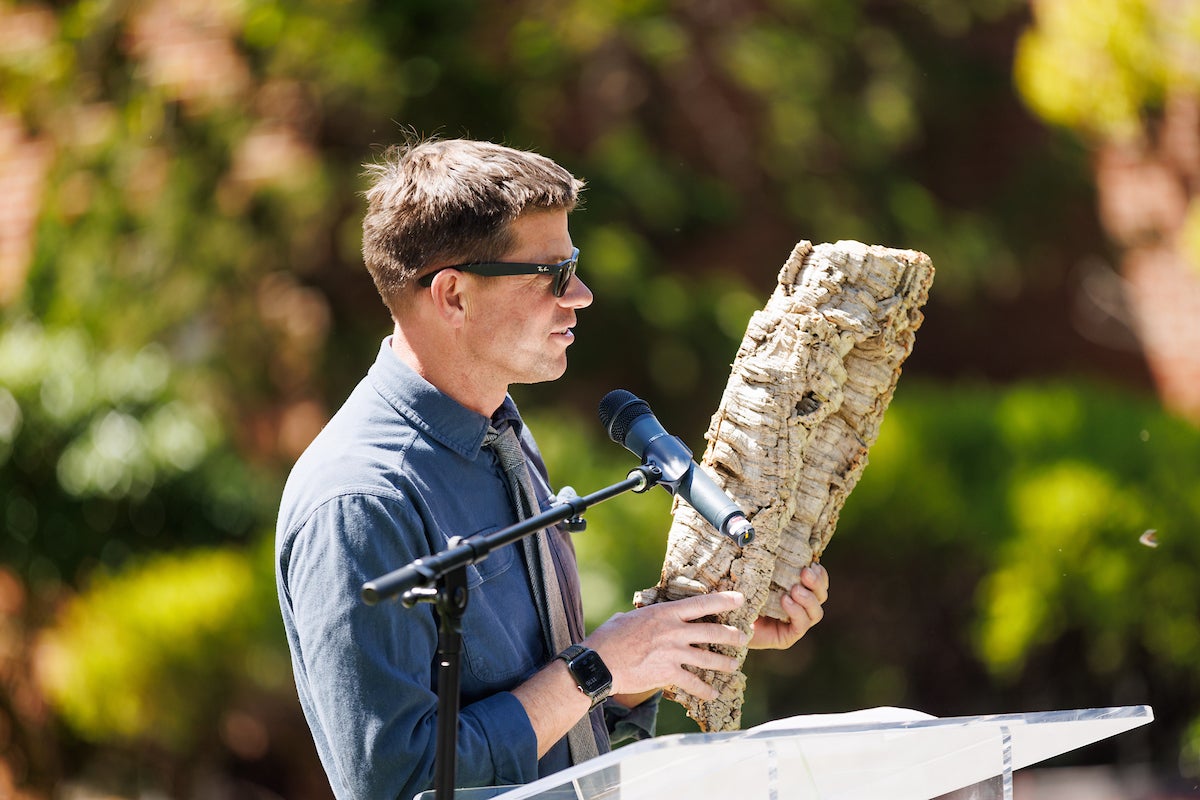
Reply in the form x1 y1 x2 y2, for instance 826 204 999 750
570 650 612 696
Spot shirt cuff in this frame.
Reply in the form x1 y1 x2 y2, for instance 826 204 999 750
604 691 661 745
462 691 541 786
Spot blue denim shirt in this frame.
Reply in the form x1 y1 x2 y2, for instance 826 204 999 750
276 340 654 800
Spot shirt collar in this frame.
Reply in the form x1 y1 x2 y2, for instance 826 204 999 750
367 338 524 458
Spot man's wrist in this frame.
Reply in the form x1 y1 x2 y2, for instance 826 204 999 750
556 644 613 709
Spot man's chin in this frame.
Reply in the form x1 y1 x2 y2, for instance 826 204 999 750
513 360 570 387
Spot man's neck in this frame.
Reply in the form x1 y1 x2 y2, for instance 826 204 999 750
389 325 506 417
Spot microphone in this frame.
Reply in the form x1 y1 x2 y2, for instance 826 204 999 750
598 389 754 547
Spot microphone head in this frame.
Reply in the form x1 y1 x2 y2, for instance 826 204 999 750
598 389 652 447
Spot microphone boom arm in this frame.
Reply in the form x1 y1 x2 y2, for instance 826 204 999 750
360 464 661 606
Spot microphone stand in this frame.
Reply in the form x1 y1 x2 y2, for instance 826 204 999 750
360 464 662 800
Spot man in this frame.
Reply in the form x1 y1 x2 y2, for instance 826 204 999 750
275 138 829 800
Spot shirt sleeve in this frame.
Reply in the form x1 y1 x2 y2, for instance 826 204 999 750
603 692 662 745
280 491 541 800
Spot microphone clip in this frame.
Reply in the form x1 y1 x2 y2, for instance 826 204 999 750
553 486 589 532
625 464 663 493
640 434 694 491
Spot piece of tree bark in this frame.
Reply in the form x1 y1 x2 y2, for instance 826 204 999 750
633 240 934 731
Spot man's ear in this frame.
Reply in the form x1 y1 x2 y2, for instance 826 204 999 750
428 269 469 327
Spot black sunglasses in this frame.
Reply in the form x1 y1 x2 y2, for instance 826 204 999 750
417 247 580 297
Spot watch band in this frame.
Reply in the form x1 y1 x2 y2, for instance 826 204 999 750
556 644 612 708
558 643 588 663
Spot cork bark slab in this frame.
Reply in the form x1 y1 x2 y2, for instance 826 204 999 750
633 240 934 731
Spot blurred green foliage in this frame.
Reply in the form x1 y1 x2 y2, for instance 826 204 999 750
842 381 1200 680
1 0 1197 794
1015 0 1200 271
35 540 286 753
1015 0 1200 139
0 319 273 586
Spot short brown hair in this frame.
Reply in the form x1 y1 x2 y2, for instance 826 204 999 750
361 138 584 315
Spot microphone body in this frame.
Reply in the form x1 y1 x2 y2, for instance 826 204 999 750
599 390 754 547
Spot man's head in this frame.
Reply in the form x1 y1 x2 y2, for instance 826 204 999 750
361 138 585 317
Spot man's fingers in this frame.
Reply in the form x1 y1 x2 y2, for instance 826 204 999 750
801 564 829 603
670 646 742 700
685 621 749 649
674 670 720 701
782 585 824 626
683 644 742 674
672 590 745 622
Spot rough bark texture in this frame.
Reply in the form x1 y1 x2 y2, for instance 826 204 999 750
633 240 934 731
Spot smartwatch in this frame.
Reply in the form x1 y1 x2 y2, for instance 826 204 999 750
557 644 613 708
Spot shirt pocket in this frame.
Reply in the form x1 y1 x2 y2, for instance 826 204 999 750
459 533 544 686
462 527 517 589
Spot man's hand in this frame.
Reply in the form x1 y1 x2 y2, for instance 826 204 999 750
585 590 748 702
517 591 749 757
747 564 829 651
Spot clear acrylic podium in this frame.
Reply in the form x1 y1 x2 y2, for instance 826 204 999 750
417 705 1153 800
